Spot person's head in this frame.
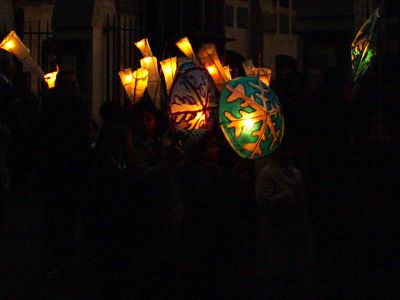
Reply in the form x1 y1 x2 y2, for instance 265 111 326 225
129 97 161 138
55 69 79 95
96 123 132 160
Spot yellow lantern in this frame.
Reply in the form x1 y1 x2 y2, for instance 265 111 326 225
140 56 161 107
197 43 229 91
0 30 44 77
176 37 200 66
134 38 153 57
160 57 178 95
248 67 272 86
118 67 148 103
224 66 232 81
44 71 58 89
242 60 272 86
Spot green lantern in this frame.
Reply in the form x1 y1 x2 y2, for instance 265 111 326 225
351 8 380 83
219 77 284 159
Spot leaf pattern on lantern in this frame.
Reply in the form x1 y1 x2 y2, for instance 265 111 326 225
169 67 218 133
224 81 282 159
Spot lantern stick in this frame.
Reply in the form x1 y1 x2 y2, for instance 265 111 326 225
134 38 153 57
0 30 45 78
176 37 200 66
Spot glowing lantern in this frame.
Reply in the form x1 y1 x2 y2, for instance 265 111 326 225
248 67 272 86
44 71 58 89
134 38 153 57
160 57 178 95
242 60 272 86
0 30 44 77
168 65 218 135
140 56 161 108
351 8 380 83
224 66 232 81
176 37 200 66
219 77 284 159
118 67 148 103
198 43 229 91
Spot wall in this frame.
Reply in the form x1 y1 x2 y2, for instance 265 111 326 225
0 0 13 32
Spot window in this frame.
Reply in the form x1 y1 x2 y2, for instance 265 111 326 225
237 7 248 29
225 5 234 27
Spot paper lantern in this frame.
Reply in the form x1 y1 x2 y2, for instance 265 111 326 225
0 30 44 77
224 66 232 81
140 56 161 108
219 77 284 159
160 57 178 95
198 43 229 91
134 38 153 57
248 67 272 86
351 8 380 83
168 66 218 135
243 60 272 86
176 37 200 66
118 67 148 103
44 71 58 89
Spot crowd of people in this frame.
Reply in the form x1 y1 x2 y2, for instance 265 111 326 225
0 52 399 299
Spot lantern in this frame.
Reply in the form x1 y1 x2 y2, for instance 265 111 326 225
44 71 58 89
160 57 178 95
0 30 44 77
219 77 284 159
118 67 148 103
242 59 272 86
248 67 272 86
197 43 229 91
351 8 380 83
140 56 161 108
168 65 218 135
224 66 232 81
134 38 153 57
176 37 200 66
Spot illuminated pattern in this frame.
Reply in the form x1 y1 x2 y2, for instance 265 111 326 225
219 77 284 159
168 66 218 134
351 8 380 82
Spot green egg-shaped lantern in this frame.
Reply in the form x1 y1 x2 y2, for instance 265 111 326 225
219 77 284 159
351 8 380 83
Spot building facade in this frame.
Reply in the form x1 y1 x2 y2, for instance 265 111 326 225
224 0 298 77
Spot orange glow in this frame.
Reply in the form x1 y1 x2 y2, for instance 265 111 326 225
207 65 218 75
